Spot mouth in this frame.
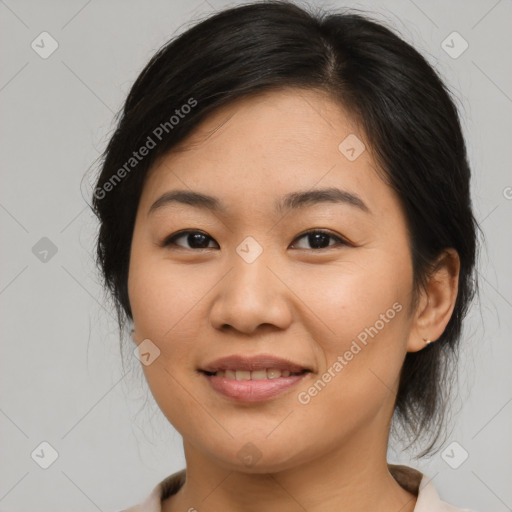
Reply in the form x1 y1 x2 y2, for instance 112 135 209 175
199 354 312 402
202 368 308 379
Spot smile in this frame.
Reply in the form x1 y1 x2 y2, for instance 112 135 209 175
199 354 312 402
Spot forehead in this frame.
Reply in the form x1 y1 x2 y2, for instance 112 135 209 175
140 88 399 220
154 88 358 166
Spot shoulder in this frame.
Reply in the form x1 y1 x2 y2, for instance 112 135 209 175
414 472 478 512
119 469 186 512
388 464 477 512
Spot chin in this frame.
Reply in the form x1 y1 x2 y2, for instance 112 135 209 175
202 439 311 475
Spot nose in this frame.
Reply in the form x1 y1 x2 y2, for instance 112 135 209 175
209 247 293 335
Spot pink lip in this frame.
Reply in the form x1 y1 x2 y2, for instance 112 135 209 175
202 373 308 402
199 354 311 402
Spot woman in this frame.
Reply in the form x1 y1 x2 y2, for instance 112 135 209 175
92 2 479 510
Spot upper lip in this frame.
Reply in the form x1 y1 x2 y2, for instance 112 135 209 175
200 354 311 373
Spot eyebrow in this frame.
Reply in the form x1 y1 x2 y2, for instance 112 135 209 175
148 187 370 216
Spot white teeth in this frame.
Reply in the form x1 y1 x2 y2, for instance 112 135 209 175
213 368 301 380
267 369 281 379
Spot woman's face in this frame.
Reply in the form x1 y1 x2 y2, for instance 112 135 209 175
128 88 423 472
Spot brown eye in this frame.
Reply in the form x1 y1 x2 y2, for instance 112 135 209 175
291 229 349 250
163 230 219 249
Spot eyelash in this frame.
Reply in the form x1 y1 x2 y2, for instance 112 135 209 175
161 229 350 251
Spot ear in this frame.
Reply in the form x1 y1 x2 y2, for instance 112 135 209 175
407 248 460 353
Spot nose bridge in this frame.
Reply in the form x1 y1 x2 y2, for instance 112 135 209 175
209 235 291 333
228 234 276 303
233 237 271 289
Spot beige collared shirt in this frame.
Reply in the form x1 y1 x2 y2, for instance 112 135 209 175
122 464 476 512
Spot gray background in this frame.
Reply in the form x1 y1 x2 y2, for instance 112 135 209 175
0 0 511 510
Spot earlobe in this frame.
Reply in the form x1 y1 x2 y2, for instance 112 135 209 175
407 248 460 353
130 327 138 346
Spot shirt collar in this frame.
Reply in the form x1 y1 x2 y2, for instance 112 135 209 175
124 465 472 511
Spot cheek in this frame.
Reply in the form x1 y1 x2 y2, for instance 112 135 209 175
128 253 211 431
128 252 206 342
292 251 412 347
292 247 413 415
291 268 411 449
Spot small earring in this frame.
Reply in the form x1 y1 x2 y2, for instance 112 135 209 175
423 337 433 346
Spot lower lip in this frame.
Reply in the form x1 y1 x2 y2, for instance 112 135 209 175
202 373 308 402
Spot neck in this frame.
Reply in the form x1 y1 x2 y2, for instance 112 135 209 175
163 425 417 512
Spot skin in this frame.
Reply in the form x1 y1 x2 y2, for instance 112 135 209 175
127 88 460 512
